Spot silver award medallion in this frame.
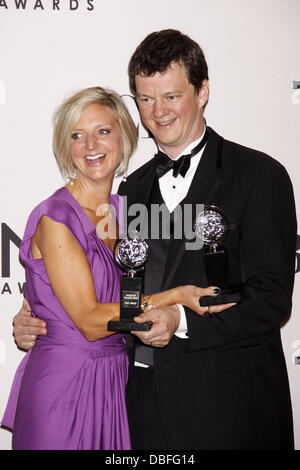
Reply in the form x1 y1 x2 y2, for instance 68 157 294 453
195 205 228 248
195 205 241 310
115 234 149 272
108 233 151 331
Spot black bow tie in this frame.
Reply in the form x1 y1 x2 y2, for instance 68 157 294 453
154 128 209 179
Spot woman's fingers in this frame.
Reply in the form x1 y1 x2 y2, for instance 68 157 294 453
211 302 237 313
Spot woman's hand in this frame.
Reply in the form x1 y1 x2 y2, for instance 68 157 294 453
175 285 237 316
148 285 237 317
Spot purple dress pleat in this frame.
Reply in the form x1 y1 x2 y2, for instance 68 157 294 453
1 187 131 450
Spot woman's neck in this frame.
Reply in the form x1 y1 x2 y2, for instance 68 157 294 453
66 178 112 213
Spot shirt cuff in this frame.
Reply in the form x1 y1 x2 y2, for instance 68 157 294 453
174 304 188 338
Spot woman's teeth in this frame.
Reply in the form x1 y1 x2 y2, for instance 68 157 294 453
86 153 105 162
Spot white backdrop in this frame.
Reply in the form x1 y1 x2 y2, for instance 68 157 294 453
0 0 299 450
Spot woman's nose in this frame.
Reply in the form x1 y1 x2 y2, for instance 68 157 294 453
86 133 97 150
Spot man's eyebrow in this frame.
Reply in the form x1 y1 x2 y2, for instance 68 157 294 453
164 90 182 95
136 93 155 100
136 90 182 98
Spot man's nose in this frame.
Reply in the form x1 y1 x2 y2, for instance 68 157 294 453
153 99 168 118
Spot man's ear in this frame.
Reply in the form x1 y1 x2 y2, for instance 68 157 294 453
198 79 209 109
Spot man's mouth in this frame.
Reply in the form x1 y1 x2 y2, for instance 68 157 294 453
156 118 177 127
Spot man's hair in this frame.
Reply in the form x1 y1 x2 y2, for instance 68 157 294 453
128 29 209 95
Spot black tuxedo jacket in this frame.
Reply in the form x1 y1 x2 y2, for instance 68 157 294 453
118 127 297 449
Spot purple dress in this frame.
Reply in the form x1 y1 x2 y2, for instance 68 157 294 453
1 187 131 450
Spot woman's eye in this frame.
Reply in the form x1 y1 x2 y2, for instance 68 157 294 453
99 129 110 135
71 132 82 140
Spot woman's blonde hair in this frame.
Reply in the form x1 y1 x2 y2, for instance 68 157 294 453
53 87 138 180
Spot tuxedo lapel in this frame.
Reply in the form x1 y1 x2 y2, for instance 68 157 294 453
184 129 224 205
133 161 156 207
124 160 156 233
162 128 225 290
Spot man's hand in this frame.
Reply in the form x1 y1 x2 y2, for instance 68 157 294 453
131 304 180 348
13 298 47 350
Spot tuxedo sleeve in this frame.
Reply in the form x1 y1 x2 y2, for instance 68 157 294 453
185 161 297 351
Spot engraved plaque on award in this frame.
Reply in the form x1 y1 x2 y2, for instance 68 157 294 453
107 233 152 331
195 205 241 307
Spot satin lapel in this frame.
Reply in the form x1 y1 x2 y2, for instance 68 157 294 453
162 128 225 290
125 160 156 232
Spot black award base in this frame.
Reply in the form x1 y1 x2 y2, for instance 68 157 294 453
107 275 152 332
200 292 241 307
200 249 241 307
108 318 152 332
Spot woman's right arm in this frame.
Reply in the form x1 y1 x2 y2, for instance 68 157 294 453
13 284 233 349
13 219 235 348
33 215 121 342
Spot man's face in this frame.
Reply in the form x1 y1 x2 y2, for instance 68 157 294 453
135 62 209 158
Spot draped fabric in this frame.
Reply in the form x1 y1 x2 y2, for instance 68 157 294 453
1 187 130 450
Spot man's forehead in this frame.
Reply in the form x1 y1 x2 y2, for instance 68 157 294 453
135 62 190 94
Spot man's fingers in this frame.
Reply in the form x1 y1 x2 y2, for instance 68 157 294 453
131 330 167 348
133 311 153 323
13 300 47 350
19 335 36 345
14 325 47 336
131 330 151 343
22 298 32 314
131 315 169 347
14 335 37 351
13 314 46 329
13 311 47 337
131 321 160 342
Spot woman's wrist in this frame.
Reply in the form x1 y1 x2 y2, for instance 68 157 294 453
146 287 183 309
169 286 184 305
141 294 156 311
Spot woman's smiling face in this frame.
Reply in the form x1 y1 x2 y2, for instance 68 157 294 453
70 103 122 184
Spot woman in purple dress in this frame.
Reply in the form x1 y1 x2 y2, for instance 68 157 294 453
1 87 218 450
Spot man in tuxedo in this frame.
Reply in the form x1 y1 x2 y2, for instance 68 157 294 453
13 29 297 449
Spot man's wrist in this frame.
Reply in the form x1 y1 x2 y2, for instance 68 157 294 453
175 304 188 338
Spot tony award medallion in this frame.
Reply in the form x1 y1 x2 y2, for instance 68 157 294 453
107 233 152 331
195 205 241 307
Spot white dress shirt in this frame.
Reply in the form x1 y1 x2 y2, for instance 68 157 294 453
157 128 207 337
158 133 206 213
135 128 207 366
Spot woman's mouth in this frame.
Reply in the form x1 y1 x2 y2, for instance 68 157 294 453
85 153 106 165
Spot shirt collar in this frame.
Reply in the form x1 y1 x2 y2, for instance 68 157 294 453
157 125 206 161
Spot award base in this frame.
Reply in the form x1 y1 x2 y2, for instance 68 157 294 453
200 291 241 307
107 275 152 331
108 318 152 332
203 249 230 292
201 249 241 307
